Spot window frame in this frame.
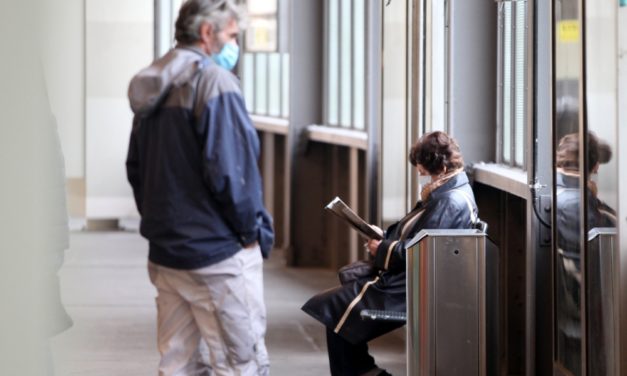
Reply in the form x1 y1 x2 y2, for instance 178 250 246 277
497 0 529 169
241 0 290 119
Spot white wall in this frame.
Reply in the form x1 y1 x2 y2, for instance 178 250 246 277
381 0 409 223
42 0 85 179
85 0 153 218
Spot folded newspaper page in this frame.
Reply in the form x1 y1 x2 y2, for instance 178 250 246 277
325 197 383 240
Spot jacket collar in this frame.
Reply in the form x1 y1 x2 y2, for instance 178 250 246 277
556 171 579 189
177 44 211 59
429 172 470 200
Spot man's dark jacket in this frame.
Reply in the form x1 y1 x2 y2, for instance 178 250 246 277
126 46 273 270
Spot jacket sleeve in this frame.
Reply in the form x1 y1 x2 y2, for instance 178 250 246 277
373 199 468 273
126 117 142 214
198 89 264 247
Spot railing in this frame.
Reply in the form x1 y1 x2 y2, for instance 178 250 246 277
251 116 369 269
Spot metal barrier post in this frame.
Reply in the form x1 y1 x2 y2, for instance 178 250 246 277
405 229 496 376
587 228 618 375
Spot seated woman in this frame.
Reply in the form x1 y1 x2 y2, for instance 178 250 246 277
302 131 479 376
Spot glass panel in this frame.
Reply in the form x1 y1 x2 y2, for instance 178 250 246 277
502 2 512 164
352 0 365 130
584 1 618 373
554 0 583 374
282 53 290 118
268 53 281 116
514 1 526 167
340 0 352 127
243 53 255 112
255 53 268 115
327 0 339 125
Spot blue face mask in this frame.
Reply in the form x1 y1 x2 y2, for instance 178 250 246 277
212 42 240 71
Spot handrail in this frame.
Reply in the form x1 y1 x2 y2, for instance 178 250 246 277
587 227 617 241
306 124 368 150
250 114 289 135
472 162 530 200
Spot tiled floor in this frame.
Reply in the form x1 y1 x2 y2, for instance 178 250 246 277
51 231 405 375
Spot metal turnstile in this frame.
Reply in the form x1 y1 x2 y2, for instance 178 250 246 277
405 229 499 376
587 228 618 376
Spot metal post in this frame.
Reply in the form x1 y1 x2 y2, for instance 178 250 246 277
406 229 494 375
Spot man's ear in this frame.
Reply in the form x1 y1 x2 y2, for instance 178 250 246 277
199 22 214 45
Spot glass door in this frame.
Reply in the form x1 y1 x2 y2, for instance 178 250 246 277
553 0 584 374
553 0 619 374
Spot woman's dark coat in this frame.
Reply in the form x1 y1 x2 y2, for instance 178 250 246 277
302 172 478 344
555 172 616 352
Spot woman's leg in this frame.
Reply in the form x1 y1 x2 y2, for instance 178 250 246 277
326 327 378 376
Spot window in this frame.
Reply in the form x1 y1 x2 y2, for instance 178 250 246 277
325 0 367 130
498 0 528 168
242 52 289 117
241 0 289 118
154 0 289 118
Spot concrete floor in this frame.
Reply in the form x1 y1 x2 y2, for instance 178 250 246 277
51 231 405 375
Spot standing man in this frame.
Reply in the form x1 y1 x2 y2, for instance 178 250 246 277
126 1 273 375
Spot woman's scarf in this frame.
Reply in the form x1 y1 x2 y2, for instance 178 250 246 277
420 167 465 202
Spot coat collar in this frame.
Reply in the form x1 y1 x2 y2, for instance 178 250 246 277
556 171 579 189
429 172 470 200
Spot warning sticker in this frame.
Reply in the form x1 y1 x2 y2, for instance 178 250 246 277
558 20 580 43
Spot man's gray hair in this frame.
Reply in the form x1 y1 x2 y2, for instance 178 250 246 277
175 0 246 45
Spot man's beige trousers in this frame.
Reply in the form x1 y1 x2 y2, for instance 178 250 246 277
148 245 268 376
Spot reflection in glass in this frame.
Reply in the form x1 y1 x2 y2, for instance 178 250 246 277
584 1 619 374
556 133 615 248
555 132 616 375
554 0 583 373
587 228 617 376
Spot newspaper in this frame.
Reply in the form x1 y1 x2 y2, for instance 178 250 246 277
325 197 383 240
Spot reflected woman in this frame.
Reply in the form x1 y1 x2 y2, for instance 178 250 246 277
302 131 478 376
555 132 616 375
556 132 616 251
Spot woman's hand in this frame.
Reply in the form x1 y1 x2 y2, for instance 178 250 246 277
366 239 382 257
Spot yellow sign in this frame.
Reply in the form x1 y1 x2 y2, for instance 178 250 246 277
558 20 580 43
245 18 277 52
